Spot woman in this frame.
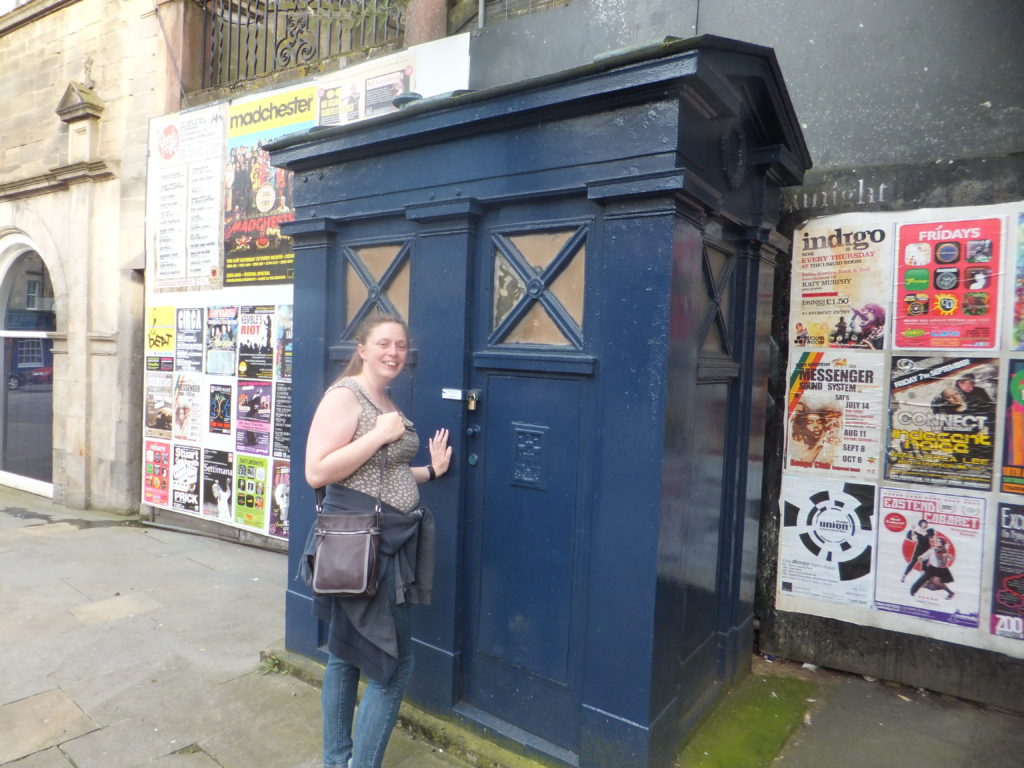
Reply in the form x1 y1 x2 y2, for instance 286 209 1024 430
305 314 451 768
909 533 955 600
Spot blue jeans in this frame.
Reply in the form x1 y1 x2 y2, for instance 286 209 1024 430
322 561 414 768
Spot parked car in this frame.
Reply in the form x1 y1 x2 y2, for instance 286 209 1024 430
8 366 53 389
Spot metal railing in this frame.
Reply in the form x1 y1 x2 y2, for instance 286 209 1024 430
198 0 406 90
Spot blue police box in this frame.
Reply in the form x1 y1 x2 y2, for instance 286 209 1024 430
269 35 809 768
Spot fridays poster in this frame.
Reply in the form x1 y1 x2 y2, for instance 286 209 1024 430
1002 360 1024 494
789 215 892 349
785 350 883 478
893 217 1003 349
777 476 875 607
885 356 997 490
991 504 1024 641
874 487 984 628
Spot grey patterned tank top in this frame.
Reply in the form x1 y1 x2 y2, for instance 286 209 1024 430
329 378 420 513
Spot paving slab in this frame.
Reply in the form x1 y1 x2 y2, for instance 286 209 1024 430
0 689 97 764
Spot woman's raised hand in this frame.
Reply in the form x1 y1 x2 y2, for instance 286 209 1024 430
374 411 406 444
429 428 452 476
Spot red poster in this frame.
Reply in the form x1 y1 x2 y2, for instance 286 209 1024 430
144 440 171 505
894 217 1002 349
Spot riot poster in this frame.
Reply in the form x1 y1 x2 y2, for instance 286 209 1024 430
269 460 290 540
234 454 268 530
171 444 201 514
143 440 171 506
1002 360 1024 495
777 476 875 607
144 371 173 439
273 382 291 460
785 350 883 478
206 305 238 376
201 449 234 522
209 382 233 435
174 307 204 372
885 356 997 490
893 217 1003 350
788 214 892 349
224 86 316 286
991 504 1024 641
171 372 204 444
237 305 274 380
875 487 984 628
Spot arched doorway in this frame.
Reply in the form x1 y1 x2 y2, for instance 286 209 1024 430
0 250 55 493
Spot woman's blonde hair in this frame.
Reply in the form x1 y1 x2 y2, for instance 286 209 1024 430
339 313 410 378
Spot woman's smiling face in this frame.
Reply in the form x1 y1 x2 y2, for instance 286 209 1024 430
359 321 408 380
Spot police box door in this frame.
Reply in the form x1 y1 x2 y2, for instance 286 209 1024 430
458 204 596 756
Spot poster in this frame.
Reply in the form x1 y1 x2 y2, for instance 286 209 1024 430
209 382 233 435
875 487 984 628
991 505 1024 641
1001 360 1024 494
206 305 238 376
1010 213 1024 348
148 106 224 292
143 440 171 505
885 356 997 490
236 380 272 456
777 476 875 606
269 460 290 539
146 305 175 370
275 304 293 381
364 65 414 117
789 215 892 349
224 86 316 286
235 453 268 530
201 449 234 521
785 350 883 478
144 371 173 439
175 307 205 372
894 217 1003 349
237 305 274 380
273 382 291 460
171 372 204 444
171 444 201 514
317 53 415 126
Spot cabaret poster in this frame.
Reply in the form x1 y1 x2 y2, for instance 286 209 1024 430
143 440 171 506
893 217 1003 349
171 444 201 514
785 350 883 478
1002 360 1024 495
235 453 268 530
874 487 983 628
991 504 1024 641
174 307 204 372
206 305 238 376
789 214 892 349
885 356 997 490
201 449 234 522
147 105 224 292
268 460 290 540
224 85 315 286
777 476 875 607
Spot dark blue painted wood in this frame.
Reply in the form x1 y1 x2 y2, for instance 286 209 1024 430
271 35 808 768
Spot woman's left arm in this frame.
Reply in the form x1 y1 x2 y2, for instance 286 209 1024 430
412 428 452 483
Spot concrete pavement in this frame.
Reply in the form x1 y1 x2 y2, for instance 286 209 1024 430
2 487 1022 768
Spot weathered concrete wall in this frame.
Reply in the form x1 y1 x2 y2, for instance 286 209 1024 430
0 0 185 510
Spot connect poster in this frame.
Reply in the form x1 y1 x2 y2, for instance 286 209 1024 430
777 476 875 607
224 85 316 285
893 217 1003 349
785 350 883 478
235 454 268 530
875 487 984 628
789 215 892 349
885 356 997 490
991 504 1024 641
1002 360 1024 495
